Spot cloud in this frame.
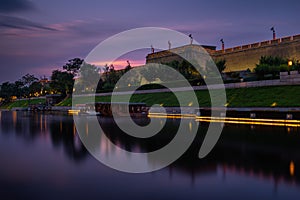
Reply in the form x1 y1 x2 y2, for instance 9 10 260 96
0 14 57 31
0 0 34 13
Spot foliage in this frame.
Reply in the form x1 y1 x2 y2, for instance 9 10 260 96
0 74 40 102
106 70 120 85
164 60 201 80
215 59 226 73
14 80 24 98
19 74 39 98
50 70 74 95
63 58 84 75
21 74 38 87
253 56 299 80
75 62 100 93
259 56 287 66
0 82 15 103
29 81 43 96
204 59 225 79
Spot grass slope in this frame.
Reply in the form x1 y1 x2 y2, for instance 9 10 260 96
59 85 300 107
1 98 46 109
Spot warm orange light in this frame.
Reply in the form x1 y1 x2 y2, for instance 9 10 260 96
68 109 80 115
196 118 300 127
73 124 77 136
271 102 277 107
148 112 300 127
189 121 193 132
91 59 145 69
60 121 62 133
288 61 293 66
197 116 300 123
148 112 195 119
12 111 17 127
11 96 17 100
85 123 89 136
290 161 295 176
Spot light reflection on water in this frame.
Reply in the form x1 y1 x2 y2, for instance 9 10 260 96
0 111 300 200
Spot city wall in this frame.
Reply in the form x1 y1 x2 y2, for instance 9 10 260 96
146 34 300 72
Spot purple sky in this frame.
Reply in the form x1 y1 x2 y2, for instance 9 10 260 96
1 0 300 82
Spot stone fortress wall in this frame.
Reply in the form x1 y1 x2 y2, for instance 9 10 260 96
146 34 300 72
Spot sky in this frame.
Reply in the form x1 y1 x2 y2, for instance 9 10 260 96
0 0 300 82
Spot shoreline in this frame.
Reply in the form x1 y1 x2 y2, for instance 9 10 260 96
150 106 300 120
3 106 300 112
2 106 300 121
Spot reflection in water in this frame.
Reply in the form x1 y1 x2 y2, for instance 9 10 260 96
12 111 17 127
0 111 87 162
0 111 300 199
48 114 87 162
290 161 295 176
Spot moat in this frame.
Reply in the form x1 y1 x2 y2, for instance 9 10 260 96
0 111 300 200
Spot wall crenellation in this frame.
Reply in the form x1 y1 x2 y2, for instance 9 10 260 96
214 34 300 55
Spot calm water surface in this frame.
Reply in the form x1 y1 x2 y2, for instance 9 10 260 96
0 111 299 200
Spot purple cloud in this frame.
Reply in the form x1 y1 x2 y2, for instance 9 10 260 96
0 15 57 31
0 0 34 13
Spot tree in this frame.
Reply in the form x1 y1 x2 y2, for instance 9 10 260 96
106 69 119 85
0 82 15 102
167 60 180 71
14 80 24 98
63 58 84 75
259 56 287 66
179 60 189 77
204 59 222 78
19 74 38 98
76 62 100 92
215 59 226 73
21 74 38 87
29 81 43 97
50 70 74 96
254 56 288 80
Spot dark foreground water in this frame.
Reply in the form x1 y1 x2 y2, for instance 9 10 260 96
0 111 300 200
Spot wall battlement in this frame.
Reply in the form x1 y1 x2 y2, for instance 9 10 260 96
214 34 300 55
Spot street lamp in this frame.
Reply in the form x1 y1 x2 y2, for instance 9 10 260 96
288 60 293 74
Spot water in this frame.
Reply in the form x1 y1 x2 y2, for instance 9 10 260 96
0 111 299 200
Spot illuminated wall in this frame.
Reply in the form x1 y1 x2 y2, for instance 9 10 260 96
146 34 300 72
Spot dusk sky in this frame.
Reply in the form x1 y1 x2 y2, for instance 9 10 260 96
1 0 300 82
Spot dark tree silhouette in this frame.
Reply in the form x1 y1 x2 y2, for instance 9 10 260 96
0 82 15 102
21 74 38 87
216 59 226 73
63 58 84 75
50 70 74 96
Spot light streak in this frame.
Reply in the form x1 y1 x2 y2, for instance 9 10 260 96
148 113 300 127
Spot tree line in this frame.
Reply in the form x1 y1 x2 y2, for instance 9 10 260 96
254 56 300 80
5 55 297 104
0 58 83 103
0 57 227 103
0 57 131 104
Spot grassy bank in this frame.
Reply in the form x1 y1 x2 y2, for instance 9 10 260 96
0 98 46 110
63 85 300 107
1 85 299 109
